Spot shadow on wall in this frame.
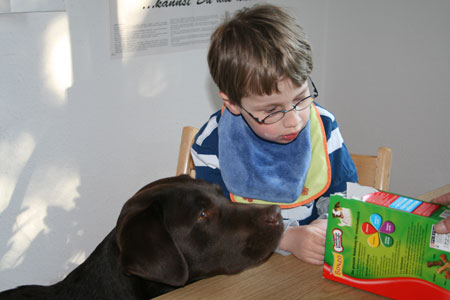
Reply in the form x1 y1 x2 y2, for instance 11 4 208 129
0 12 88 290
0 5 171 290
0 159 85 287
1 0 219 290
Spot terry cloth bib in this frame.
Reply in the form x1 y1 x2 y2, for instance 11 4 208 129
219 103 331 209
219 108 311 203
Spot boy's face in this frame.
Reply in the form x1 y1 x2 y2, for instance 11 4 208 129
221 79 311 144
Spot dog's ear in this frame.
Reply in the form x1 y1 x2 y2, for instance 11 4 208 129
116 186 189 286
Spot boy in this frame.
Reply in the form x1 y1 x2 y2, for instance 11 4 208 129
191 4 357 264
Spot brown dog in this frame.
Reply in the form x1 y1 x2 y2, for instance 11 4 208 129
0 175 283 299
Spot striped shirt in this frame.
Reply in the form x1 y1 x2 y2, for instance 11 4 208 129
191 103 357 225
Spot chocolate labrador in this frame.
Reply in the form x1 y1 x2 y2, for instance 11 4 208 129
0 175 283 299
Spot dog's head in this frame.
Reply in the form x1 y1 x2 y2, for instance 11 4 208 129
116 175 283 287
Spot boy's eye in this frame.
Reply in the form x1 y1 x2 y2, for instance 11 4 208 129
264 106 280 114
294 96 307 104
293 99 303 106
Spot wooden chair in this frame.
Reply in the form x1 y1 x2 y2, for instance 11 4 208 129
350 147 392 191
176 126 199 178
176 126 392 191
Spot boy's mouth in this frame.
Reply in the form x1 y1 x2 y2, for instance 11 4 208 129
281 132 299 142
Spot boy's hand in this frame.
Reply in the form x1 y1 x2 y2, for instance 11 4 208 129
279 219 327 265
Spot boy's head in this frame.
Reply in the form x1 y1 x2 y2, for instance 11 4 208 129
207 4 313 106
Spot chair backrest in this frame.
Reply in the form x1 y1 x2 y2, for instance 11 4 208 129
176 126 199 178
176 126 392 191
350 146 392 191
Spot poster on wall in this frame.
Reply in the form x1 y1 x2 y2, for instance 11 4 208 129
109 0 258 58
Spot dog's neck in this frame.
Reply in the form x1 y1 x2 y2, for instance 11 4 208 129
52 229 176 300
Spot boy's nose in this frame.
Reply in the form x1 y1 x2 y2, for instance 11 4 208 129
283 109 302 128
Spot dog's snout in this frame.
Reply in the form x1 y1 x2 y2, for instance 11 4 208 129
264 205 281 226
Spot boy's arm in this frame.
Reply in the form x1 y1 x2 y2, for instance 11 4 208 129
278 106 356 264
316 103 358 196
191 111 230 198
193 153 230 198
279 106 356 264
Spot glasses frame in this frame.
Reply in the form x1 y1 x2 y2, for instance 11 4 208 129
241 77 318 125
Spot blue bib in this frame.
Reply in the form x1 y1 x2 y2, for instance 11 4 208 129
218 108 311 203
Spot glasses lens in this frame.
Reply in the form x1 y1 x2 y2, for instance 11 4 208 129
263 112 285 124
294 97 314 111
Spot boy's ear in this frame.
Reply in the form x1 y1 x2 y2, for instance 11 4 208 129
219 92 241 115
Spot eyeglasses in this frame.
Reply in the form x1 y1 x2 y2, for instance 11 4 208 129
241 78 318 125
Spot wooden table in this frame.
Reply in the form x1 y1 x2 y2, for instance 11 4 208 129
416 183 450 203
155 185 450 300
154 254 385 299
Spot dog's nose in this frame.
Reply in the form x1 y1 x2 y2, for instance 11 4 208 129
264 205 281 226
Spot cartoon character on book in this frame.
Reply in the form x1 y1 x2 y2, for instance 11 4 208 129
332 201 352 227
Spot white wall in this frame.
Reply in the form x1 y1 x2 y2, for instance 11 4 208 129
0 0 449 291
321 0 450 196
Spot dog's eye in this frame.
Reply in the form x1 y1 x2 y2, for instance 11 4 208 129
198 210 208 222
